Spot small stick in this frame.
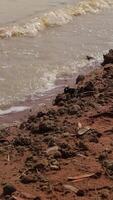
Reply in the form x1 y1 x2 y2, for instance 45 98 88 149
68 173 95 181
7 154 10 162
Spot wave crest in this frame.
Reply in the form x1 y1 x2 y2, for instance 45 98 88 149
0 0 113 38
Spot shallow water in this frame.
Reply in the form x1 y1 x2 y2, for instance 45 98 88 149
0 0 80 25
0 0 113 112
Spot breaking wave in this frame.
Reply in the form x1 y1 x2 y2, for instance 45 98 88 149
0 0 113 38
0 106 30 116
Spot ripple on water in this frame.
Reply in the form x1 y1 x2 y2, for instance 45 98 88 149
0 0 113 38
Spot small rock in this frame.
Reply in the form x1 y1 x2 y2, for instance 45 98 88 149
61 149 76 159
98 152 108 162
92 171 102 179
3 183 16 196
78 128 102 144
54 151 62 159
54 93 67 105
64 87 76 95
37 111 45 118
33 160 48 172
46 146 59 156
50 164 59 170
50 159 59 165
78 81 95 97
63 184 78 193
103 160 113 177
13 137 31 146
84 81 95 92
48 138 56 147
77 141 88 151
77 126 90 136
20 174 37 184
86 55 94 61
59 142 76 158
76 189 85 197
39 120 56 133
58 107 68 115
62 132 70 137
100 189 109 199
68 105 81 115
76 75 85 84
102 49 113 66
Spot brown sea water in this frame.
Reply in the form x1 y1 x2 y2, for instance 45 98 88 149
0 0 113 115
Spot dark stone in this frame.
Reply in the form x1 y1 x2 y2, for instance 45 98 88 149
3 195 11 199
47 109 56 117
68 105 81 115
86 55 94 61
89 137 99 143
58 107 68 115
76 75 85 84
60 142 70 149
38 120 56 133
54 151 62 159
92 171 102 179
102 49 113 66
43 135 55 144
0 138 7 144
64 87 76 95
3 184 16 196
54 93 67 105
83 129 102 143
33 161 47 172
54 87 78 106
13 137 31 146
34 197 41 200
77 141 88 151
76 189 85 197
48 137 56 147
20 174 37 184
37 111 46 118
83 81 95 92
78 81 95 97
30 124 39 134
59 142 76 158
102 65 113 80
61 149 76 158
100 190 109 199
103 160 113 177
27 115 37 123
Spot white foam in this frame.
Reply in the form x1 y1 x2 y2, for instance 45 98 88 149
0 0 113 38
0 78 5 81
0 106 30 116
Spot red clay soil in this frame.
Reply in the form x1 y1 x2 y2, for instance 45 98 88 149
0 50 113 200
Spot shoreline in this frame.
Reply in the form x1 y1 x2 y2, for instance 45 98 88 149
0 50 113 199
0 58 100 125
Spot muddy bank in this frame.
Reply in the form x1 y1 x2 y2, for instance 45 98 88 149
0 50 113 200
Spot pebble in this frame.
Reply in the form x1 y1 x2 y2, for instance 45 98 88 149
46 146 59 155
3 183 16 196
63 184 78 193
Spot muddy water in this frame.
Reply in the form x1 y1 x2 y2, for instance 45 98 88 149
0 0 113 115
0 0 80 25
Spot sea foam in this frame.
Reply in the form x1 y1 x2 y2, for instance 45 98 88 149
0 0 113 38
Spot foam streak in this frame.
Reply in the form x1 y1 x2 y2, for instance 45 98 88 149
0 0 113 38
